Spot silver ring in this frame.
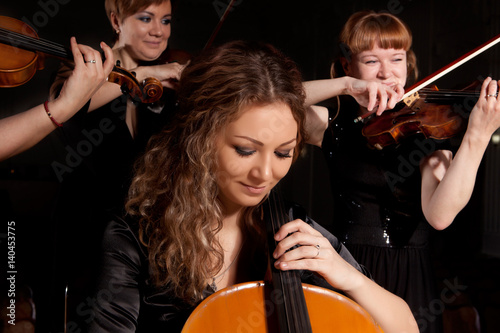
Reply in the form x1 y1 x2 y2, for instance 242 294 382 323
314 244 320 258
487 94 497 97
86 60 97 64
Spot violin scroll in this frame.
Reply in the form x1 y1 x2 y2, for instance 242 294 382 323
141 77 163 104
0 16 164 103
107 64 163 104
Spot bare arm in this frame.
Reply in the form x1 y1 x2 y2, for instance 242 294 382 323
304 77 403 111
420 77 500 229
88 61 186 111
0 37 114 161
273 220 418 333
303 77 403 147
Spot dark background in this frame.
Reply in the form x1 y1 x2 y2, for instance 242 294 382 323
1 0 500 332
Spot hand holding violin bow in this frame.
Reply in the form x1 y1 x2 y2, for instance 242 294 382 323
342 77 405 117
304 77 404 117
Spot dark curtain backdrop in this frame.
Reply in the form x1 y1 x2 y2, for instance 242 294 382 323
1 0 500 332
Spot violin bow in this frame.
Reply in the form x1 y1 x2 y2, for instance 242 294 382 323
203 0 237 51
403 33 500 101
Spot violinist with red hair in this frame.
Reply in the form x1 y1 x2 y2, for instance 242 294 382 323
304 10 500 333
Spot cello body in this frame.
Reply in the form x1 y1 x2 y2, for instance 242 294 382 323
182 281 383 332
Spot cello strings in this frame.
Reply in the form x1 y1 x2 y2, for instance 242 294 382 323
269 190 310 331
268 191 294 330
270 193 293 329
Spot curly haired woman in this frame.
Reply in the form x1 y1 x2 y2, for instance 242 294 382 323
89 40 418 333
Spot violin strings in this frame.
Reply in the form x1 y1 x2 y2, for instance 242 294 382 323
0 28 70 59
0 28 68 52
0 32 68 58
419 88 479 95
419 88 480 102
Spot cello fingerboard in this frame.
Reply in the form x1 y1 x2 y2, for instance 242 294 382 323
263 189 313 333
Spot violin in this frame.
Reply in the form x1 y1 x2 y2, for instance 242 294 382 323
362 83 481 150
360 33 500 150
0 15 163 104
182 190 382 332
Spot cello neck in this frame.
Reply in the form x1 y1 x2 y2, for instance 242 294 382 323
263 190 313 333
0 26 71 60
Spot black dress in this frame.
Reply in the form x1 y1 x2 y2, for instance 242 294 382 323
88 205 371 332
322 100 450 333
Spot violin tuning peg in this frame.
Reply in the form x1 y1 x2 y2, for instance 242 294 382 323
116 60 121 67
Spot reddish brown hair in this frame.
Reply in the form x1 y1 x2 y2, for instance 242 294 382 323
332 11 418 85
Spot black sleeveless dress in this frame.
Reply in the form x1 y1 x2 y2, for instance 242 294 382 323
322 100 449 333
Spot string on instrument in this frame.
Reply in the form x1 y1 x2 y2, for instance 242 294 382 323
354 33 500 149
263 190 313 333
182 188 383 332
0 15 163 103
354 33 500 125
0 27 70 59
360 84 482 150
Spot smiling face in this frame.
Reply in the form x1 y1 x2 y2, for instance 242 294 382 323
344 44 408 89
215 102 298 212
112 1 172 62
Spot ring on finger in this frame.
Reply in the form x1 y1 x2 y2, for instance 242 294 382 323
313 244 320 258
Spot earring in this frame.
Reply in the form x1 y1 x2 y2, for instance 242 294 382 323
115 29 120 34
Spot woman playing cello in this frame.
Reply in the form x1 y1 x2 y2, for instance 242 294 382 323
88 40 417 332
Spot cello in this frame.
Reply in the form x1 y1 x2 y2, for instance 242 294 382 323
182 190 383 332
0 15 163 104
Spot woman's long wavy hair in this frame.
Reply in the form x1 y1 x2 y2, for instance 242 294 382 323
331 11 418 86
126 40 307 304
